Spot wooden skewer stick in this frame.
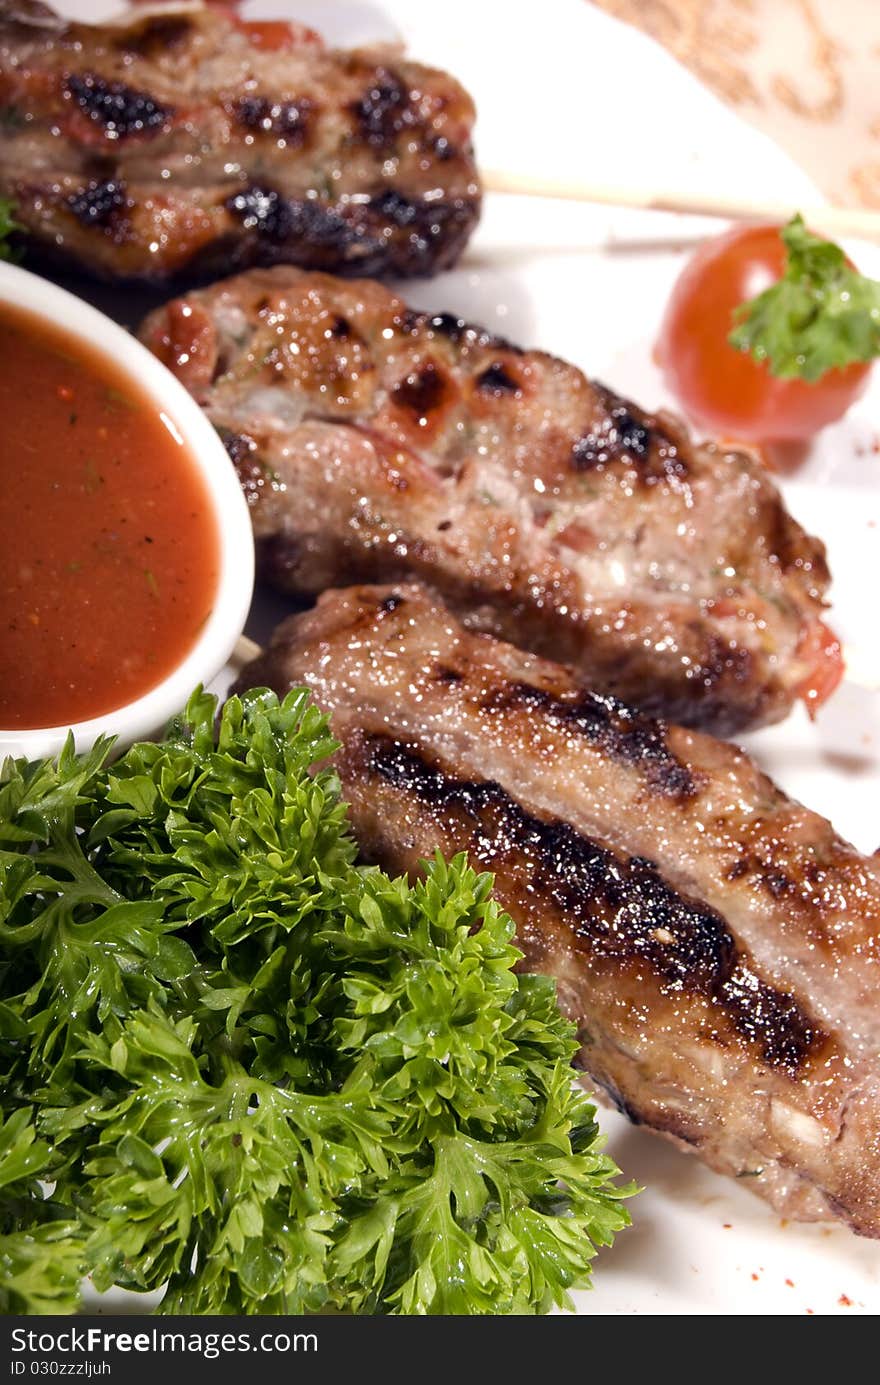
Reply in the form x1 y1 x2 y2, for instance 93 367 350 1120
231 632 878 694
481 169 880 243
229 633 264 671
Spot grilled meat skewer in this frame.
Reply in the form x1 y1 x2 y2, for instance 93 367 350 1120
0 0 479 282
143 265 839 735
234 582 880 1238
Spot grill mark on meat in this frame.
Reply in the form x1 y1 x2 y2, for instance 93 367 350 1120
366 736 825 1074
232 96 313 142
224 187 381 255
571 407 651 470
351 67 411 144
218 429 280 509
368 195 479 275
140 268 832 732
430 133 457 161
482 682 697 799
226 186 299 243
67 178 127 230
396 308 425 334
475 362 522 396
233 584 880 1232
370 189 418 227
65 72 171 139
435 664 463 684
764 869 793 899
391 361 450 421
727 853 794 899
425 311 467 342
571 389 688 484
221 431 258 467
413 311 522 355
1 6 479 283
225 187 457 264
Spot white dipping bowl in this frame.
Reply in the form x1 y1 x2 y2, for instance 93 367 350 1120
0 261 255 763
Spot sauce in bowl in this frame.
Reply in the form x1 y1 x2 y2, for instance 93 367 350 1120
0 301 220 730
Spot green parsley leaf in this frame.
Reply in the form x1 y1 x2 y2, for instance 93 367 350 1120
0 200 21 263
729 213 880 381
0 1110 87 1315
0 688 634 1315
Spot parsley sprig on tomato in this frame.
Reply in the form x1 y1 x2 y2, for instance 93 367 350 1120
657 214 878 442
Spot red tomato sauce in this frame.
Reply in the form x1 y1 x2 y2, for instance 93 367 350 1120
0 302 220 730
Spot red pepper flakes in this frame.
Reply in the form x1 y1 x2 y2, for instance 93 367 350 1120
839 1294 853 1307
785 1278 795 1288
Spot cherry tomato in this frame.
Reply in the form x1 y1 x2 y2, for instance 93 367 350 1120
656 223 872 442
796 619 845 718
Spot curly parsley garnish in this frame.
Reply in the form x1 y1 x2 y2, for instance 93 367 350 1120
0 688 633 1315
729 213 880 381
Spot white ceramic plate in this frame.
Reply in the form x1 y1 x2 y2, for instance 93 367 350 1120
60 0 880 1316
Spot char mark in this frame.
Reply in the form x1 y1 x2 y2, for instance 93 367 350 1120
572 404 651 470
217 429 276 509
476 362 522 396
66 72 171 138
366 737 825 1075
226 187 347 246
425 311 468 342
233 96 312 142
485 683 696 799
351 67 411 145
220 430 257 467
365 194 480 274
371 189 418 227
223 187 478 278
392 361 450 420
571 386 687 483
379 593 405 614
67 178 127 229
434 664 463 684
430 133 458 161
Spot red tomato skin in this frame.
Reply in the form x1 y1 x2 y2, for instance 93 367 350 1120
656 223 872 442
230 17 321 50
796 619 845 718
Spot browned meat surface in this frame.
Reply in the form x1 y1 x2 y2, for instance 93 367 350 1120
234 582 880 1237
143 265 836 735
0 1 479 282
